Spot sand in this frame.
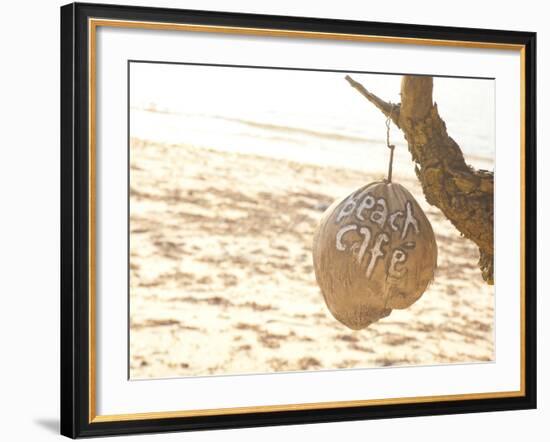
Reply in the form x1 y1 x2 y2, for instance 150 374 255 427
129 137 494 379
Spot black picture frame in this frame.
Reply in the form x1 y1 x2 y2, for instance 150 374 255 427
60 2 537 438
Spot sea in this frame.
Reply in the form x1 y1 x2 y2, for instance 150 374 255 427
129 63 495 178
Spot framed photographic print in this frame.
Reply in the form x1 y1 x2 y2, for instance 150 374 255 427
60 2 537 438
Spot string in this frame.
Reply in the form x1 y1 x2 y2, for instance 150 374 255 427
386 104 396 183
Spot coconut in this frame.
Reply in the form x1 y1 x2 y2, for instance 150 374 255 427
312 181 437 330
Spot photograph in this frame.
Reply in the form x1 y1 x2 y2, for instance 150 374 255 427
128 62 495 379
58 3 537 438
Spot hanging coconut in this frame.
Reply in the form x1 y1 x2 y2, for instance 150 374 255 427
312 180 437 329
312 103 438 330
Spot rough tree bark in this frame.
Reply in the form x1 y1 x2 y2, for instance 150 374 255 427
345 75 494 284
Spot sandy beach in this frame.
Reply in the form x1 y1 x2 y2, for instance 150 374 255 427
129 136 494 379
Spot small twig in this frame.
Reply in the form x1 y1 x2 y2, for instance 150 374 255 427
345 75 400 127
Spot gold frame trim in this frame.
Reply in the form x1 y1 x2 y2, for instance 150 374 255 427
88 18 527 424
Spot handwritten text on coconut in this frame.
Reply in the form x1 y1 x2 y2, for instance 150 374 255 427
335 193 419 279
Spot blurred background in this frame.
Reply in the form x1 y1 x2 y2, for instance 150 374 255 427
130 63 494 175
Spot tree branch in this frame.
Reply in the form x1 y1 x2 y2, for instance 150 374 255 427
345 75 400 126
346 75 494 284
